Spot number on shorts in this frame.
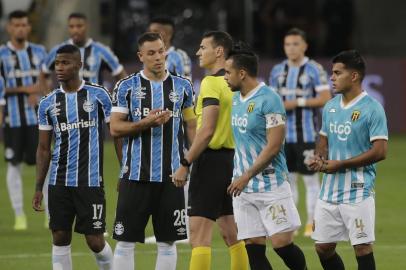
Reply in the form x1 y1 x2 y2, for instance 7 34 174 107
269 204 287 220
92 204 103 220
173 209 186 226
355 218 365 231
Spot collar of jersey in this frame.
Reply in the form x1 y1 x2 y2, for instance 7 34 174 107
59 80 86 93
7 41 29 51
68 38 93 48
167 46 175 53
239 82 265 103
339 91 367 109
286 56 309 67
140 70 170 82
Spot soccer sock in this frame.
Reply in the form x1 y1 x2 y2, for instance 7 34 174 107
113 241 135 270
94 241 113 270
288 173 298 205
274 243 307 270
356 252 375 270
319 252 345 270
245 244 273 270
6 163 24 216
229 241 249 270
52 244 72 270
189 246 211 270
155 241 177 270
303 174 320 224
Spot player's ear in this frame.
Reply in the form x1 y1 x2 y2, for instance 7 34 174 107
216 46 224 58
137 51 143 62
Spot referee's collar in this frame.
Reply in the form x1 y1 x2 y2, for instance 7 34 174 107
68 38 93 48
59 80 86 93
7 41 29 51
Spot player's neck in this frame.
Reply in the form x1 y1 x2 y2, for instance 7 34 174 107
143 69 166 81
342 86 363 105
10 38 27 50
240 79 259 97
207 59 226 75
61 78 82 93
74 38 88 48
288 55 305 66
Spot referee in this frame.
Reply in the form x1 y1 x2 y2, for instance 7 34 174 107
173 31 248 270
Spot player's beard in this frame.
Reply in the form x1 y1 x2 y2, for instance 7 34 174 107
16 37 26 44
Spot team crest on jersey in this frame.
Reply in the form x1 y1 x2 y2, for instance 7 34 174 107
86 56 96 66
133 87 146 99
299 74 309 85
351 110 361 122
169 90 180 103
83 100 95 112
247 102 255 113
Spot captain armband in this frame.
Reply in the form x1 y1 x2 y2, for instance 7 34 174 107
265 113 285 129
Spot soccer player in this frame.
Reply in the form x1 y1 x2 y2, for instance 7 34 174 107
0 10 47 230
148 16 192 80
32 44 113 270
110 32 196 270
43 12 127 84
269 28 331 236
225 47 307 270
309 50 388 270
173 31 248 270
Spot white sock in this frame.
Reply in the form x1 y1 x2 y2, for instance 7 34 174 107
303 174 320 224
94 241 113 270
113 241 135 270
288 173 298 205
155 242 177 270
6 163 24 216
43 169 50 219
52 245 72 270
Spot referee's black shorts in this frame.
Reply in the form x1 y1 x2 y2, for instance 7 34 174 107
188 147 234 221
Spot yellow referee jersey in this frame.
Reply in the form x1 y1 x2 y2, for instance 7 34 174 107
195 69 234 149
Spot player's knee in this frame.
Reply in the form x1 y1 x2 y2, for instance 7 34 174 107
315 243 337 259
85 234 105 253
52 230 72 246
354 243 373 257
219 227 238 246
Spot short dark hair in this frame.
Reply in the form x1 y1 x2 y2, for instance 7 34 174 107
56 44 80 55
8 10 28 21
285 27 307 42
332 50 366 81
137 32 163 48
202 31 233 58
68 12 87 20
227 42 258 77
149 16 175 29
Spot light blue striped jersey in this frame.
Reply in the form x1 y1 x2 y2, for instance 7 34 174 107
166 46 192 80
231 83 290 193
269 57 329 143
319 92 388 204
0 41 47 127
38 80 112 187
43 39 123 84
112 71 194 182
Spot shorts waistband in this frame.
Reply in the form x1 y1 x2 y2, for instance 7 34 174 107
206 147 234 153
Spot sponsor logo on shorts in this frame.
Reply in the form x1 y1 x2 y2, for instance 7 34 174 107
275 217 288 225
93 220 103 229
114 222 124 235
176 227 187 236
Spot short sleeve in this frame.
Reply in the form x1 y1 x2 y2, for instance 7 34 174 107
42 45 59 74
37 98 53 130
99 44 123 76
200 77 220 107
97 89 113 123
111 79 130 114
181 80 195 121
368 103 388 141
310 62 330 92
269 66 279 88
0 74 5 105
262 88 286 128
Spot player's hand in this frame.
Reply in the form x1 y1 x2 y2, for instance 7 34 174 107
320 160 343 174
284 100 297 111
227 173 250 197
32 191 44 212
27 94 39 107
308 155 325 171
146 108 171 127
171 166 189 187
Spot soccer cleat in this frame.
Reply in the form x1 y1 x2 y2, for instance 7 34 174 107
14 214 27 230
303 223 313 237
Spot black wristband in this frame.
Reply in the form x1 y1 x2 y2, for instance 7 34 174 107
180 158 191 167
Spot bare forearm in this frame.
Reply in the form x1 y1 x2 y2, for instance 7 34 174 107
185 120 196 145
340 147 386 170
36 149 51 191
113 137 123 165
302 96 328 108
111 118 151 137
245 144 280 179
185 128 213 162
315 136 328 159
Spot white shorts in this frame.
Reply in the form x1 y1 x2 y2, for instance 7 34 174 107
233 181 301 240
312 197 375 245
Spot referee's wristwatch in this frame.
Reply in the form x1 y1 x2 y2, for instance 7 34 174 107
180 158 191 168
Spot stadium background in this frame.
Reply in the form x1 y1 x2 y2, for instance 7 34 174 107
0 0 405 269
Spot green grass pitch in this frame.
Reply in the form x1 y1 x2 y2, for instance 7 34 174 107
0 135 405 269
